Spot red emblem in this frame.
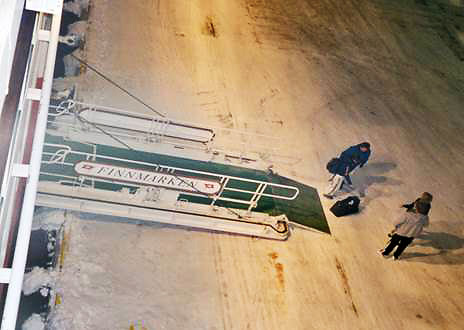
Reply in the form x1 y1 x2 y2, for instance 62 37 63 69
204 183 215 189
82 164 94 170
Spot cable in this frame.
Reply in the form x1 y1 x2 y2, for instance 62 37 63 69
76 110 134 150
70 54 166 117
61 60 270 226
73 106 245 219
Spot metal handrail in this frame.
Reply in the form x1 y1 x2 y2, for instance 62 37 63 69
1 2 64 329
41 144 299 195
40 144 300 211
55 100 278 139
47 101 286 158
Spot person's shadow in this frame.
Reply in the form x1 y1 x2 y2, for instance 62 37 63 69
401 231 464 264
349 162 402 201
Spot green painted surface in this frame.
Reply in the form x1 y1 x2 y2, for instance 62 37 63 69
41 134 330 234
267 175 330 234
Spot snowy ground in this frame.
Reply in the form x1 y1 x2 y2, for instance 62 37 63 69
46 0 464 329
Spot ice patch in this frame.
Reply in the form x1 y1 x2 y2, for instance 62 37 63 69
40 287 50 297
47 309 74 330
32 209 66 231
68 21 87 39
63 0 89 17
52 77 75 92
23 267 56 296
22 313 45 330
59 21 87 48
63 50 81 77
59 35 80 47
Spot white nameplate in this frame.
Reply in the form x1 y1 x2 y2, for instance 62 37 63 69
74 161 222 195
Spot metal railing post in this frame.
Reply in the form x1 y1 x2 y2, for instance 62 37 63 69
1 2 63 328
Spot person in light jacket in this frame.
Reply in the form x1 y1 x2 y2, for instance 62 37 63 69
379 201 429 260
402 192 433 215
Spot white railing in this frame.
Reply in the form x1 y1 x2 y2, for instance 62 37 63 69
0 1 64 329
40 143 300 212
0 0 24 116
47 100 294 164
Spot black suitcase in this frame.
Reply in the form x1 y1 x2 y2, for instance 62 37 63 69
330 196 360 217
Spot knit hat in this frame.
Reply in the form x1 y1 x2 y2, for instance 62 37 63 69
359 142 370 150
420 192 433 203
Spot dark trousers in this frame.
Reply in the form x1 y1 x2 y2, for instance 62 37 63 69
382 234 414 258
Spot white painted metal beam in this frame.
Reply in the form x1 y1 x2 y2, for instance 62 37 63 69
0 268 12 284
35 193 289 241
26 87 42 100
25 0 61 14
10 164 29 178
1 1 64 329
37 29 50 41
0 0 25 116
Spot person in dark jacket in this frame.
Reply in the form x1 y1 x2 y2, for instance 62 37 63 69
402 192 433 215
340 142 371 172
378 201 430 260
323 155 360 199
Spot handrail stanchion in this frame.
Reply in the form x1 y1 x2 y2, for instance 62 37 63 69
1 2 63 329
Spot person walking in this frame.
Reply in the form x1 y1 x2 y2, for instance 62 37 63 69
323 155 359 199
378 201 430 260
324 140 369 199
340 142 371 173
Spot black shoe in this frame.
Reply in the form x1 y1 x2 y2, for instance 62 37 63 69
323 194 334 199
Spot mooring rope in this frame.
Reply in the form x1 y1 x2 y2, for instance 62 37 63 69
70 54 166 117
66 56 284 230
74 107 247 221
76 111 134 150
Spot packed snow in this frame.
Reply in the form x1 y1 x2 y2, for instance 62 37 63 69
63 0 89 18
22 267 56 296
47 211 222 329
31 209 66 232
63 51 81 77
44 0 464 329
21 314 45 330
